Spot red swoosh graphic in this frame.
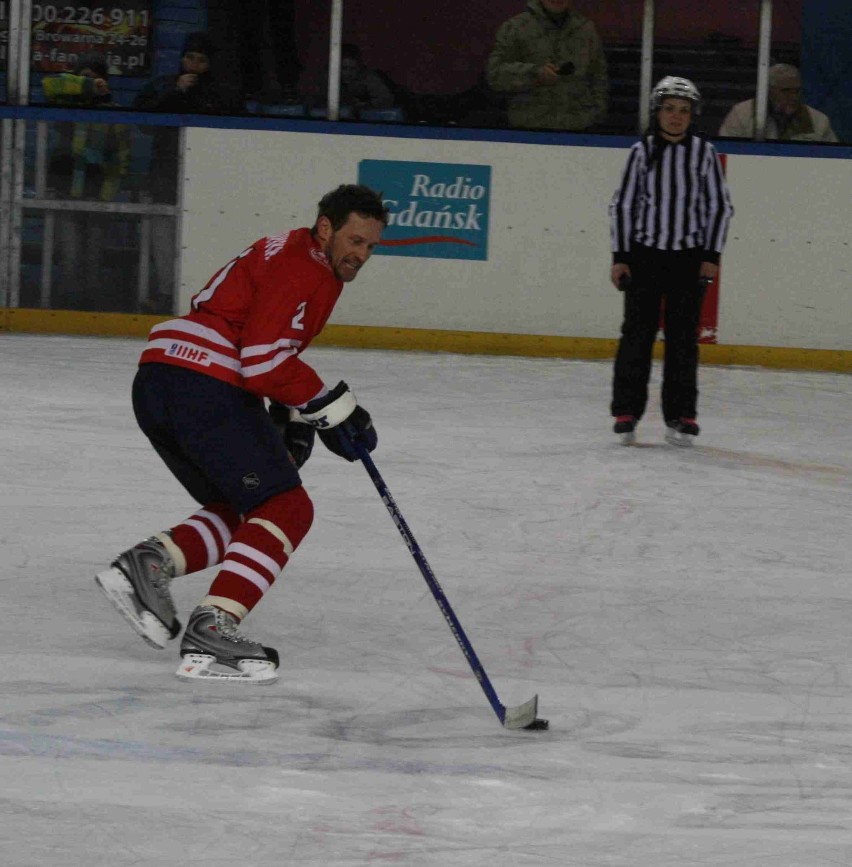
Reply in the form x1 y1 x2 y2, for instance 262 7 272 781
380 236 477 247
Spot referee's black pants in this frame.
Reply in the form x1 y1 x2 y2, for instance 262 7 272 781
611 245 705 423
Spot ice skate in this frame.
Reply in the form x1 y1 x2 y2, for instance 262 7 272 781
613 415 637 445
95 536 181 649
176 605 279 684
665 417 700 447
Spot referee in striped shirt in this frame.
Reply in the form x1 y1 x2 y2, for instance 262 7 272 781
609 76 733 446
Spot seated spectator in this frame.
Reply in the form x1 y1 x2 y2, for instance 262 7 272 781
132 32 235 116
339 43 395 114
43 54 131 309
132 32 236 314
486 0 608 132
299 42 396 120
718 63 838 142
43 54 113 109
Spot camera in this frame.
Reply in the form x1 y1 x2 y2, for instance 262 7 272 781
557 61 575 76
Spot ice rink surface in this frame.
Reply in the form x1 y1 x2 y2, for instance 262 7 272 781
2 332 852 866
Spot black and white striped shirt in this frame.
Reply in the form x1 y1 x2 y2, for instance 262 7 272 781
609 133 734 263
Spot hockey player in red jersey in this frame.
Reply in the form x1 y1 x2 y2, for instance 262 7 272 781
96 184 388 682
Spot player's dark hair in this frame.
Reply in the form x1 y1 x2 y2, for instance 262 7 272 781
315 184 389 231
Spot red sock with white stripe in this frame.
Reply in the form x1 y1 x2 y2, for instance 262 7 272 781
163 503 242 576
201 486 314 620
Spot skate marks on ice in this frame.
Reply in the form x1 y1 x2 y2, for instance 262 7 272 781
583 713 852 833
614 440 851 481
0 677 561 774
690 445 852 480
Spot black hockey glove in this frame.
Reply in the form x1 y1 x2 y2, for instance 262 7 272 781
300 381 377 462
268 401 316 469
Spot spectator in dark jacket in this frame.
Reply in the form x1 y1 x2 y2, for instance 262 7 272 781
133 32 234 118
301 43 396 119
340 44 395 113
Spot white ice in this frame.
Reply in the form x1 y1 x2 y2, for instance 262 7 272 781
2 332 852 866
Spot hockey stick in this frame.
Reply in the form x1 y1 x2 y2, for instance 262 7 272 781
344 430 547 731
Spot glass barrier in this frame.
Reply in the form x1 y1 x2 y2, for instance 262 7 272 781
287 0 641 134
17 116 178 314
4 1 845 137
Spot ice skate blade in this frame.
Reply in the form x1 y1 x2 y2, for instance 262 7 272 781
175 653 279 684
94 567 173 649
665 430 694 447
618 431 636 446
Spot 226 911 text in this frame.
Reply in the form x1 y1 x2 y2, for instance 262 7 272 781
31 5 149 26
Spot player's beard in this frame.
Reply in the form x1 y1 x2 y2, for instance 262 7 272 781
330 236 364 282
336 259 362 281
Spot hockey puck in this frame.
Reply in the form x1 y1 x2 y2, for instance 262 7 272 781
524 718 549 731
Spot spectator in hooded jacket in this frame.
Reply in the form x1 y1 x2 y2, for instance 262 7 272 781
132 32 236 312
133 32 234 118
718 63 838 143
486 0 608 131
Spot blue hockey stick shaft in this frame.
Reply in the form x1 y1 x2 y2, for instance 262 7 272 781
344 431 538 729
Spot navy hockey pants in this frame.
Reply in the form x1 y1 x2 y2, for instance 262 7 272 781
132 363 301 515
611 245 706 422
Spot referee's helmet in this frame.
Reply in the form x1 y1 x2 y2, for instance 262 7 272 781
651 76 702 115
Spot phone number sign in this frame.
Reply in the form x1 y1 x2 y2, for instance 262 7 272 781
30 2 153 75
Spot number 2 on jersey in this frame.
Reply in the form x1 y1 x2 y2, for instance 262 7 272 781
291 301 307 330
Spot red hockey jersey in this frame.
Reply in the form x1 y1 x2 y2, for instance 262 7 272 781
139 227 343 406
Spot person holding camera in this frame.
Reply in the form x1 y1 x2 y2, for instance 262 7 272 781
608 77 734 447
486 0 608 131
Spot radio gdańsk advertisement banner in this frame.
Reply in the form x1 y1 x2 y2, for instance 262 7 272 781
30 1 153 75
359 159 491 261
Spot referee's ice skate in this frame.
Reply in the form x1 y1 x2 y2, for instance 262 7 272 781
613 415 637 445
665 417 700 447
95 536 181 649
176 605 279 684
